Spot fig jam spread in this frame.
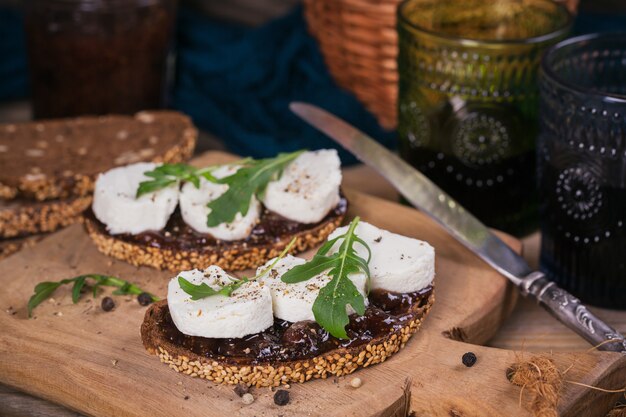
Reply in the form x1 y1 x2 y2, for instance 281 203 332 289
154 286 432 365
85 197 348 251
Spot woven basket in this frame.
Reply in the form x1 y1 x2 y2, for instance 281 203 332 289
303 0 579 130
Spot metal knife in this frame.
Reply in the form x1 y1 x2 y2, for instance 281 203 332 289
290 101 626 353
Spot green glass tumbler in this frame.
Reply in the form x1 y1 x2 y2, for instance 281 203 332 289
397 0 571 235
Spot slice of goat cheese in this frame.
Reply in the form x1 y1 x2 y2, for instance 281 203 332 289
179 164 261 241
261 150 342 224
328 221 435 293
256 254 368 323
167 266 274 338
92 162 178 235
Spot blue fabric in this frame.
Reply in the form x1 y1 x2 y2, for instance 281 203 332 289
573 12 626 35
173 6 395 164
0 8 28 101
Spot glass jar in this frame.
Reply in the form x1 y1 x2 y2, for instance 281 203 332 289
25 0 177 119
397 0 571 236
539 33 626 309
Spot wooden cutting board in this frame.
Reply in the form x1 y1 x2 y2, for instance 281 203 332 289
0 152 624 417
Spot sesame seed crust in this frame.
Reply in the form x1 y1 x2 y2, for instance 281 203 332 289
84 212 346 272
141 291 434 387
0 196 92 239
0 112 197 201
0 234 46 261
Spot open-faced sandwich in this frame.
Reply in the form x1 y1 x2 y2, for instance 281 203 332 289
84 149 347 271
141 218 435 387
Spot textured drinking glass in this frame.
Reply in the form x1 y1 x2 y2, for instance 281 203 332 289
539 33 626 309
25 0 177 119
397 0 571 236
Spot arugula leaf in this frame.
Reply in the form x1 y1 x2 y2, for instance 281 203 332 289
178 276 248 300
281 217 371 339
71 276 87 304
28 282 62 317
137 164 198 197
135 159 253 198
178 237 298 300
27 274 158 317
205 150 305 227
313 274 365 339
135 152 304 227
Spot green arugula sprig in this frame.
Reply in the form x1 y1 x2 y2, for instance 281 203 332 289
136 151 305 227
135 159 252 197
28 274 158 317
178 274 248 300
281 217 371 339
178 237 297 299
204 151 304 227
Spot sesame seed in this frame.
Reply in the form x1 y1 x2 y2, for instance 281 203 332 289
350 377 362 388
241 393 254 405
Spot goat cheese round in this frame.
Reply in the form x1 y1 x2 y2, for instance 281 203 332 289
167 266 274 338
92 162 178 235
179 165 261 241
328 221 435 293
261 149 342 224
256 255 368 323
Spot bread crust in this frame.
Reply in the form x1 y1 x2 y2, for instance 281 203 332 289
0 111 197 201
84 210 346 272
0 197 92 239
0 234 46 260
141 290 434 387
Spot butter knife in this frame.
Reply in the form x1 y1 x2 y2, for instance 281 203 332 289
290 102 626 353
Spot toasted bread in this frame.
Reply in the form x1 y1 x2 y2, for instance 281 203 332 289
141 289 434 387
0 196 91 239
0 234 46 260
0 111 196 201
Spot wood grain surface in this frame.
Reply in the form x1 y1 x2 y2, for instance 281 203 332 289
0 152 625 417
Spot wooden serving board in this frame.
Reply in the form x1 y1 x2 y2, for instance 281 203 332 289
0 152 625 417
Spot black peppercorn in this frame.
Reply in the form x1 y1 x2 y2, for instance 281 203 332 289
462 352 477 367
234 383 249 397
273 389 290 406
137 292 153 306
101 297 115 312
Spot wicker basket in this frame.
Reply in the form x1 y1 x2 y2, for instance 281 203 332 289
303 0 579 130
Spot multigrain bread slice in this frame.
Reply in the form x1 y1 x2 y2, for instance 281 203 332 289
83 198 348 272
141 289 434 387
0 196 92 239
0 111 197 201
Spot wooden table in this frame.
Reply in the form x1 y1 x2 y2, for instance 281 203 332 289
0 102 624 415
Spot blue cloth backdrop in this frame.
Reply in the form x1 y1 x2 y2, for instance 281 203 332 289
0 8 28 100
173 6 395 164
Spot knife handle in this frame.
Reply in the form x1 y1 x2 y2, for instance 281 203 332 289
521 272 626 354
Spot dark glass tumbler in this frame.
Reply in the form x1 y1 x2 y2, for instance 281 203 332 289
539 33 626 309
397 0 571 236
25 0 177 119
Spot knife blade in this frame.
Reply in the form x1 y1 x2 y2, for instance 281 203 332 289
291 101 626 353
